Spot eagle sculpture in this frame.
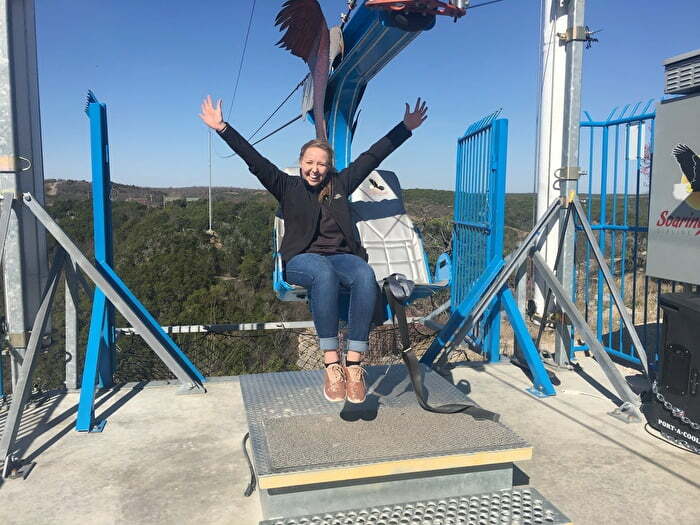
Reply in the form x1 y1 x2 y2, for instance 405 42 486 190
275 0 343 141
673 144 700 193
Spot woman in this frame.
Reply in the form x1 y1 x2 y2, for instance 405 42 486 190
199 95 427 404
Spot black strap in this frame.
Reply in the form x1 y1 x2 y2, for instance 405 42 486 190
383 281 500 422
242 432 256 497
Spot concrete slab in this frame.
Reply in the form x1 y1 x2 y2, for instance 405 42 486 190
0 356 697 525
0 379 261 525
446 357 700 525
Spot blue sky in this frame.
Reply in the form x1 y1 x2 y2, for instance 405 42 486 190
36 1 699 193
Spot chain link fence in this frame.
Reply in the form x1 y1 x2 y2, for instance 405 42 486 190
1 291 477 396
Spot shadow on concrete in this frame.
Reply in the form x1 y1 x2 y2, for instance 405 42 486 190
484 369 700 490
509 356 562 387
0 382 147 471
571 362 624 407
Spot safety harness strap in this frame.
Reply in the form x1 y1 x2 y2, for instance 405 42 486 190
383 275 500 421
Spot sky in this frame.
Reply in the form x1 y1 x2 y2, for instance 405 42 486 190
35 0 700 193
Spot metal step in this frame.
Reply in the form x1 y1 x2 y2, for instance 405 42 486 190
240 364 535 519
259 486 571 525
240 364 531 490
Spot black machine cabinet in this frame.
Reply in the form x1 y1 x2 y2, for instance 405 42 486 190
646 293 700 449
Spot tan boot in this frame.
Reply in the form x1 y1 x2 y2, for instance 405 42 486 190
345 364 366 404
323 363 346 403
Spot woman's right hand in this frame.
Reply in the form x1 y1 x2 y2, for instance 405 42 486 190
199 95 226 131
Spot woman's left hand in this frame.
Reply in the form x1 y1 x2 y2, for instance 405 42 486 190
403 98 428 131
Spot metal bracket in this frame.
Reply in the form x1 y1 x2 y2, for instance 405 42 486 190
558 26 587 43
89 419 107 433
609 402 643 424
7 332 29 348
176 382 207 395
2 455 36 480
558 25 599 48
0 155 31 173
554 166 582 180
526 387 551 399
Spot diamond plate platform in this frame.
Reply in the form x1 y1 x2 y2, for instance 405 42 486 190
240 364 531 490
240 364 536 519
258 487 571 525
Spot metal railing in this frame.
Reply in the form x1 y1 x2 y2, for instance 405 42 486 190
451 110 507 361
576 101 696 368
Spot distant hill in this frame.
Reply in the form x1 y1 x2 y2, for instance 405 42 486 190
44 179 269 207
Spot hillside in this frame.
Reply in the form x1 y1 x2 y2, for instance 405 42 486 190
0 180 650 389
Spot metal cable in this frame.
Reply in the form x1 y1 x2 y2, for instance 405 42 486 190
468 0 508 9
215 79 305 160
242 432 257 496
226 0 257 121
247 76 308 142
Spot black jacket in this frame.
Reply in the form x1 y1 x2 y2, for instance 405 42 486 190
217 122 412 263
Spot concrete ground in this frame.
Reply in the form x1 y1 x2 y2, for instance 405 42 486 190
0 358 698 525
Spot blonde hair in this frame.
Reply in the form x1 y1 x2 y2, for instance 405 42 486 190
299 139 335 202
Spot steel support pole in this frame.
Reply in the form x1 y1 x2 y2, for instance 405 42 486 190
553 0 586 366
64 257 80 390
513 256 528 358
0 0 49 385
535 0 569 312
0 248 64 477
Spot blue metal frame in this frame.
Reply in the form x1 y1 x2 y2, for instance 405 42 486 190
325 4 420 169
575 101 657 367
273 5 440 302
420 112 554 396
77 92 205 432
83 91 116 391
451 111 506 361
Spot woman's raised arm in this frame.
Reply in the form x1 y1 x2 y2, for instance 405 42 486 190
344 98 428 194
199 96 288 201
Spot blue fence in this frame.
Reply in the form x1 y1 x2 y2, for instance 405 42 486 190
451 111 507 361
575 101 696 368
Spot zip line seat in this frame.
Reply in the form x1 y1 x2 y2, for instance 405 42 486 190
272 169 450 313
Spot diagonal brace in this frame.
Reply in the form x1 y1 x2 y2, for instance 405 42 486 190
0 193 13 262
423 199 562 365
0 249 66 477
532 252 641 415
21 193 205 392
571 196 649 375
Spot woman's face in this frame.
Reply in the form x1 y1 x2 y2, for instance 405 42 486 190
300 146 331 187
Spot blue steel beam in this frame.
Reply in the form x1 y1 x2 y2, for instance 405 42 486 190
326 5 421 169
501 288 555 397
77 92 205 432
84 92 115 389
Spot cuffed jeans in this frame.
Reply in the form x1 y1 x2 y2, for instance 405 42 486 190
285 253 378 353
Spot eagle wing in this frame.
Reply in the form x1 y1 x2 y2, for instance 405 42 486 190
673 144 700 191
275 0 328 64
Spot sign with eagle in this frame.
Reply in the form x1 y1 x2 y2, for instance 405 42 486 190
647 94 700 285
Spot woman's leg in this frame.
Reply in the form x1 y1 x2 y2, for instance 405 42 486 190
285 253 346 402
327 254 379 356
286 253 341 352
327 254 378 403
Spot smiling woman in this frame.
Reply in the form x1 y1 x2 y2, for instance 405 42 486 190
198 94 427 404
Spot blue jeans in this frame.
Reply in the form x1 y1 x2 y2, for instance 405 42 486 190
285 253 378 353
